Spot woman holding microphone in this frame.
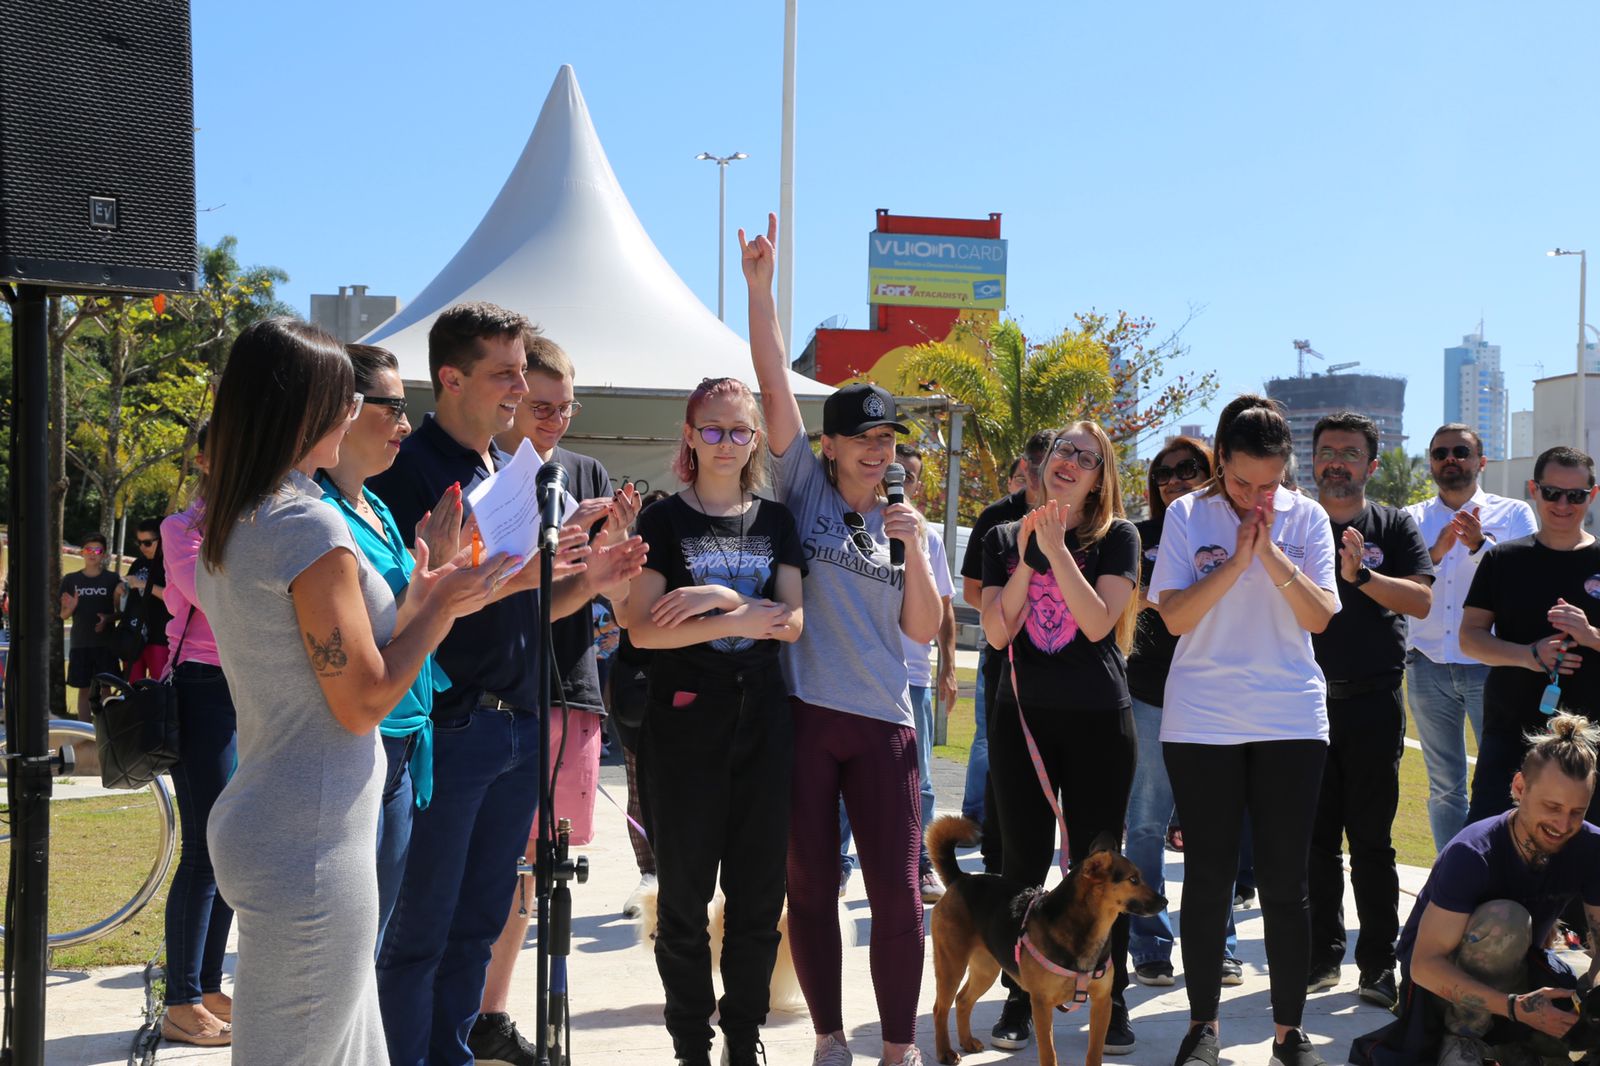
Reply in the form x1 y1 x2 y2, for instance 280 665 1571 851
741 214 943 1066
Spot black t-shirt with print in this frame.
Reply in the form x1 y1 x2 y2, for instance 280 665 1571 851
1127 515 1179 707
1464 534 1600 719
125 556 172 640
635 494 806 676
59 569 121 648
1311 502 1434 684
980 517 1140 711
549 446 613 712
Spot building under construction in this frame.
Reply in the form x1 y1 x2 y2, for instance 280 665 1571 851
1265 372 1407 492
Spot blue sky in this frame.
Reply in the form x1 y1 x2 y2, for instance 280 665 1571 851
193 2 1598 451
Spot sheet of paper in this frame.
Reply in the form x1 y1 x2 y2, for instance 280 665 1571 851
464 439 584 562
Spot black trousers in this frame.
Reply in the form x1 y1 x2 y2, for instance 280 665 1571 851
640 660 792 1056
1308 685 1404 975
1165 738 1326 1026
988 685 1136 1006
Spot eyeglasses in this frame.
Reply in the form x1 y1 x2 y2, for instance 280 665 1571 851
1536 483 1594 506
346 392 365 422
1152 457 1202 485
82 547 105 556
1315 446 1368 464
136 538 158 547
695 425 755 446
1431 444 1475 461
841 511 875 555
527 400 582 421
1049 439 1104 471
362 395 408 424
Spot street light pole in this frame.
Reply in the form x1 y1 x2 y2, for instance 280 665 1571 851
1551 248 1588 453
696 152 747 320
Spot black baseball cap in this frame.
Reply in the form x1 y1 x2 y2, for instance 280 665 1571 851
822 382 909 437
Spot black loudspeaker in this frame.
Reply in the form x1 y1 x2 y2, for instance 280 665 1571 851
0 0 198 293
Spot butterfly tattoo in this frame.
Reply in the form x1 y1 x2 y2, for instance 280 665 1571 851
306 627 349 673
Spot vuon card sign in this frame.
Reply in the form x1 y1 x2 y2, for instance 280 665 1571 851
866 233 1007 309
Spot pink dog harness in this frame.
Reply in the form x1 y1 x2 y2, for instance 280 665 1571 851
1013 890 1109 1012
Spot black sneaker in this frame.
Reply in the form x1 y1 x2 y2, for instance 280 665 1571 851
1357 969 1398 1010
1104 1002 1136 1055
1220 956 1244 987
467 1012 538 1066
1306 964 1340 993
1134 960 1176 987
1270 1028 1327 1066
721 1037 767 1066
990 989 1033 1050
1233 886 1256 908
1173 1023 1219 1066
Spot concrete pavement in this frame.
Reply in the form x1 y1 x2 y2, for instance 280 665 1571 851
44 749 1426 1065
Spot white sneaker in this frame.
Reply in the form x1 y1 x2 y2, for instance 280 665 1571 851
813 1034 853 1066
918 870 945 904
622 872 656 919
879 1048 924 1066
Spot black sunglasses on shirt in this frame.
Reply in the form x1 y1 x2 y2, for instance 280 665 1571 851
841 511 875 555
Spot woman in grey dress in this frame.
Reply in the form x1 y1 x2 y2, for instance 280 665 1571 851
196 319 520 1065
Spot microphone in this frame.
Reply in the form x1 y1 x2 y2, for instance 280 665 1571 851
537 462 568 553
885 462 906 567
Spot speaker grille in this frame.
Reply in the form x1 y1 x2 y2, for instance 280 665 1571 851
0 0 197 292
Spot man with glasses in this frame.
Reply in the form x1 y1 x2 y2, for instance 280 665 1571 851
1460 446 1600 827
1403 425 1537 851
58 531 122 719
1305 413 1434 1009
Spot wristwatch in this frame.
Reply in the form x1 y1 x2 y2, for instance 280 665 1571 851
1353 566 1373 587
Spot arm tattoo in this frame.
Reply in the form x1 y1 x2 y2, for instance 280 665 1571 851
1450 989 1486 1011
306 627 348 674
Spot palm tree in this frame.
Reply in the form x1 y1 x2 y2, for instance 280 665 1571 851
1367 447 1431 507
897 316 1114 504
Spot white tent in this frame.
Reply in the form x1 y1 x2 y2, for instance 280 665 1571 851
362 64 830 495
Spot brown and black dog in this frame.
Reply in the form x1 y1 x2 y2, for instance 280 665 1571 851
926 815 1165 1066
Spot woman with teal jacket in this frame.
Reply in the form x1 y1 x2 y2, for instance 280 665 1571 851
317 342 456 952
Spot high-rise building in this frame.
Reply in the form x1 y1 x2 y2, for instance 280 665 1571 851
1511 409 1535 459
310 285 401 343
1443 329 1508 460
1265 372 1407 493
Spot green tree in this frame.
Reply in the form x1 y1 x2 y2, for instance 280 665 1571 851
896 309 1217 522
1368 447 1432 507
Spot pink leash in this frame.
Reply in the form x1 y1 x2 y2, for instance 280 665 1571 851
1006 642 1070 878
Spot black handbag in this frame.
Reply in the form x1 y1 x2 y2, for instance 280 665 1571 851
88 607 192 789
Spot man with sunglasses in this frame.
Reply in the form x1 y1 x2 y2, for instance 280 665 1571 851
1460 446 1600 828
1403 425 1538 852
58 532 122 719
1305 413 1434 1010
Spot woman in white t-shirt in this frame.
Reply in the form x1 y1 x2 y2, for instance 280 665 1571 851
1147 395 1340 1066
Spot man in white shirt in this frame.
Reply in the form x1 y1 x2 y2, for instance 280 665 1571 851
1402 423 1537 852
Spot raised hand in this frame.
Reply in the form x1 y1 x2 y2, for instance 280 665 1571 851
568 496 615 533
407 538 523 622
416 481 465 566
650 585 740 628
1019 509 1038 564
1451 505 1485 552
601 482 643 541
585 534 649 596
1339 526 1365 584
1430 519 1459 563
738 212 778 290
1033 501 1073 566
60 591 78 616
1548 599 1600 649
551 523 593 582
1234 505 1263 565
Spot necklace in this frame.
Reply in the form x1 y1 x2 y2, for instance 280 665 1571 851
1511 812 1552 871
689 485 748 584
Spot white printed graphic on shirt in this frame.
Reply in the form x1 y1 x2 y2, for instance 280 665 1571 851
682 534 774 653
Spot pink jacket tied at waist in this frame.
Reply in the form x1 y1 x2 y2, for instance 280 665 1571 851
161 501 220 667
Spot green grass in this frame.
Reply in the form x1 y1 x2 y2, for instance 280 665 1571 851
935 669 1477 871
0 792 176 970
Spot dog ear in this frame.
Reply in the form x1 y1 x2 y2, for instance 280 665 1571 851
1078 850 1113 882
1087 831 1122 857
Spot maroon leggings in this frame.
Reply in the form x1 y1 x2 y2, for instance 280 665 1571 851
786 699 924 1044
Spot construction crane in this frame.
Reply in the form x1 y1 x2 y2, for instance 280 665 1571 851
1327 361 1361 374
1293 339 1323 377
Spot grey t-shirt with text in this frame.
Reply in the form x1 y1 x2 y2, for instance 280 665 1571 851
772 438 912 727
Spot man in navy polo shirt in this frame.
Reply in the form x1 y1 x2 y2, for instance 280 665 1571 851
370 302 646 1066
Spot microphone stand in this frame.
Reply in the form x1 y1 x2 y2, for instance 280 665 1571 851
534 523 589 1066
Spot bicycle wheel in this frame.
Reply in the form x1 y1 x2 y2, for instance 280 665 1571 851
0 719 178 948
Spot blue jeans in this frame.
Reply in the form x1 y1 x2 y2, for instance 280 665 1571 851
376 707 541 1066
961 648 990 822
841 685 937 873
163 662 238 1006
1404 650 1487 852
375 732 416 959
1125 696 1237 966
